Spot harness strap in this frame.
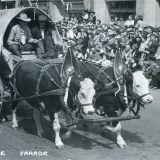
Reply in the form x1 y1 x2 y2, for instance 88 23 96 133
98 69 114 83
59 76 74 120
35 63 62 111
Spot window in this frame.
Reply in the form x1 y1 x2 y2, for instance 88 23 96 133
108 1 136 20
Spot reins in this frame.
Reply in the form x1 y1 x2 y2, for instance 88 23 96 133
5 60 93 125
80 59 150 117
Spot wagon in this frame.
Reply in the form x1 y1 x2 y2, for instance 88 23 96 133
0 7 63 88
0 7 142 126
0 7 64 120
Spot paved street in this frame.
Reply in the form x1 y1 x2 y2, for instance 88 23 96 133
0 89 160 160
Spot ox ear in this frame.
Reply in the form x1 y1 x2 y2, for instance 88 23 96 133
123 69 133 83
131 64 143 73
94 84 103 90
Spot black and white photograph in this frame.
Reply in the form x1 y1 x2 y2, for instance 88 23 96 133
0 0 160 159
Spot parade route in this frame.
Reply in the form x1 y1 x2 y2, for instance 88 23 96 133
0 89 159 160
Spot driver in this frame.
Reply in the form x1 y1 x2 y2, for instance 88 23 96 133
7 13 39 58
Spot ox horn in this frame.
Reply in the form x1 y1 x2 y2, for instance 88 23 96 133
114 49 128 80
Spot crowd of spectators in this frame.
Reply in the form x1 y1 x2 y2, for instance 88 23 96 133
56 11 160 89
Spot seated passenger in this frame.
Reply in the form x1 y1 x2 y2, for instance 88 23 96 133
31 15 56 59
7 13 39 58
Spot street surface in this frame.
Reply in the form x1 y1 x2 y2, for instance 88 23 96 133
0 89 160 160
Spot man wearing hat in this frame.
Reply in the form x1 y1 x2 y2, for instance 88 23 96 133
144 33 158 61
7 13 38 58
31 15 56 58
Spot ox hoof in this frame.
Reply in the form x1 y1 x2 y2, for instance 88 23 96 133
117 140 127 149
55 143 64 149
37 130 45 138
12 126 20 130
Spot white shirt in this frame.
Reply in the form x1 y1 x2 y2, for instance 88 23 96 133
125 20 134 26
67 29 74 39
20 29 26 45
83 14 89 20
40 28 44 39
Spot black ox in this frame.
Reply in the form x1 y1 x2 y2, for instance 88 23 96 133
9 49 96 149
78 50 153 148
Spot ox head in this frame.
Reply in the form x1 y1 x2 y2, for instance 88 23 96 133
114 50 153 105
77 78 95 115
124 69 153 104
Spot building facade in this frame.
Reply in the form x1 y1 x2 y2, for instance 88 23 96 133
50 0 160 27
94 0 160 27
0 0 160 27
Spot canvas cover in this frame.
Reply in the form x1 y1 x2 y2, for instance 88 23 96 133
0 7 63 79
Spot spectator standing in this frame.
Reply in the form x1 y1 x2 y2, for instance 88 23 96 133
145 33 159 61
122 44 133 67
89 12 96 24
128 30 136 50
125 15 134 27
82 10 89 23
150 64 160 89
81 31 89 57
120 30 129 48
135 15 145 29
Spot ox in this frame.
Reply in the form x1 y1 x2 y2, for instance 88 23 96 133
78 52 153 148
9 56 95 149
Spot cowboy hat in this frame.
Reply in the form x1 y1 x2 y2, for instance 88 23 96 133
17 13 31 22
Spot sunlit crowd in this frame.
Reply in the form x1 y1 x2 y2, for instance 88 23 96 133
55 11 160 89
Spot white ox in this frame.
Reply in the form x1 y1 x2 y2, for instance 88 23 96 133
103 70 153 149
12 78 95 149
132 71 153 103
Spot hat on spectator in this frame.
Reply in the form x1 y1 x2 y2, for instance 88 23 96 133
38 15 47 21
72 25 77 29
144 25 149 28
65 17 69 20
137 28 143 32
152 27 157 33
147 25 152 29
100 49 105 54
62 37 68 42
127 28 133 32
61 26 67 30
108 30 116 36
129 31 134 35
89 25 95 30
17 13 31 22
63 20 68 24
136 35 141 38
56 24 61 28
120 29 125 33
150 33 157 37
115 35 121 40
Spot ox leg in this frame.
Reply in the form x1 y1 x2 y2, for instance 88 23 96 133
104 122 127 149
12 101 19 129
33 108 44 138
53 113 64 149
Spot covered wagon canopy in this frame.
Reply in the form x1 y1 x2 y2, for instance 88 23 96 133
0 7 63 49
